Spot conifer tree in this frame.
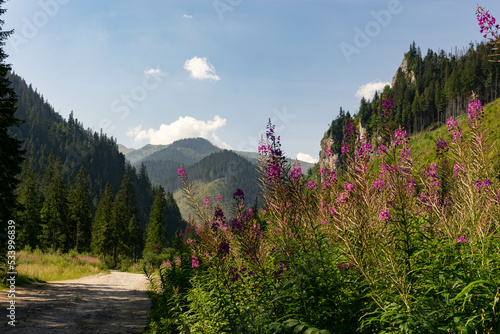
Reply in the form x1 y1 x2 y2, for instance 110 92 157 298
128 214 142 261
112 166 138 262
143 186 167 258
68 166 92 252
40 158 69 251
0 0 24 264
16 166 42 249
91 183 114 257
164 191 185 244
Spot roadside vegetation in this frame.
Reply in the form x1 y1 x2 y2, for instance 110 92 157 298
0 248 108 290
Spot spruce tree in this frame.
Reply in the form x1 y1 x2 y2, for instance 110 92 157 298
91 183 114 257
40 158 69 251
0 0 24 264
16 165 42 249
111 166 138 263
68 166 92 252
128 214 142 261
143 186 167 259
164 192 185 245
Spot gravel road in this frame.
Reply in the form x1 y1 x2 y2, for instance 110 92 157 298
1 270 151 333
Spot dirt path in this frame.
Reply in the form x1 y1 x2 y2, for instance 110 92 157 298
1 270 151 333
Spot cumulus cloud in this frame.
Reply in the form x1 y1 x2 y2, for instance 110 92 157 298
127 115 231 148
184 56 220 81
182 14 193 19
296 153 318 164
355 81 390 100
144 68 162 75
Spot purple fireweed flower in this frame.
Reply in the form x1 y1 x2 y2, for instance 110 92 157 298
341 143 349 156
203 198 210 206
231 272 241 283
192 255 199 268
231 219 243 231
233 188 245 200
436 138 448 157
178 167 186 176
382 97 395 118
218 242 230 255
400 147 411 162
308 181 317 190
357 140 372 158
468 98 484 126
372 178 384 190
476 179 492 193
214 209 225 220
346 122 357 139
258 144 271 155
394 128 409 146
216 195 222 203
290 164 303 180
427 163 438 179
457 235 468 243
186 238 195 244
377 145 387 156
343 182 354 193
337 263 353 271
336 192 348 204
476 4 499 41
379 210 392 223
327 170 337 183
267 163 281 181
446 118 463 142
325 147 333 158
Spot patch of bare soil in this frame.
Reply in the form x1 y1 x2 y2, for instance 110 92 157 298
1 270 150 333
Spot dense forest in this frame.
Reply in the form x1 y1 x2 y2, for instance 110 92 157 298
325 41 500 159
7 73 186 264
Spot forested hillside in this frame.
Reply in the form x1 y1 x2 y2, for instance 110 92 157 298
325 41 500 160
7 73 185 262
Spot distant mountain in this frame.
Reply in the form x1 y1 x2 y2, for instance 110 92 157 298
119 138 221 165
120 138 315 220
117 144 136 156
119 144 169 164
120 139 315 173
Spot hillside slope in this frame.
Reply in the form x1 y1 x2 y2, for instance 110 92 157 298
409 96 500 170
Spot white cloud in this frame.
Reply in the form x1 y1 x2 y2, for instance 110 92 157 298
182 14 193 19
296 153 318 164
184 56 220 81
144 68 162 75
355 81 390 100
127 115 231 148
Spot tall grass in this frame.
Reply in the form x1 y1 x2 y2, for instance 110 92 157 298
1 249 108 289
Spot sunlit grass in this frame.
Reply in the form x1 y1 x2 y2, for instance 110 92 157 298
0 250 108 290
409 97 500 171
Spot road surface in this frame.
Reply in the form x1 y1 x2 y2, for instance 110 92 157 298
1 270 150 333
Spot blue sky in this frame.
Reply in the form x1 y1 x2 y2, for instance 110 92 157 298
4 0 500 163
